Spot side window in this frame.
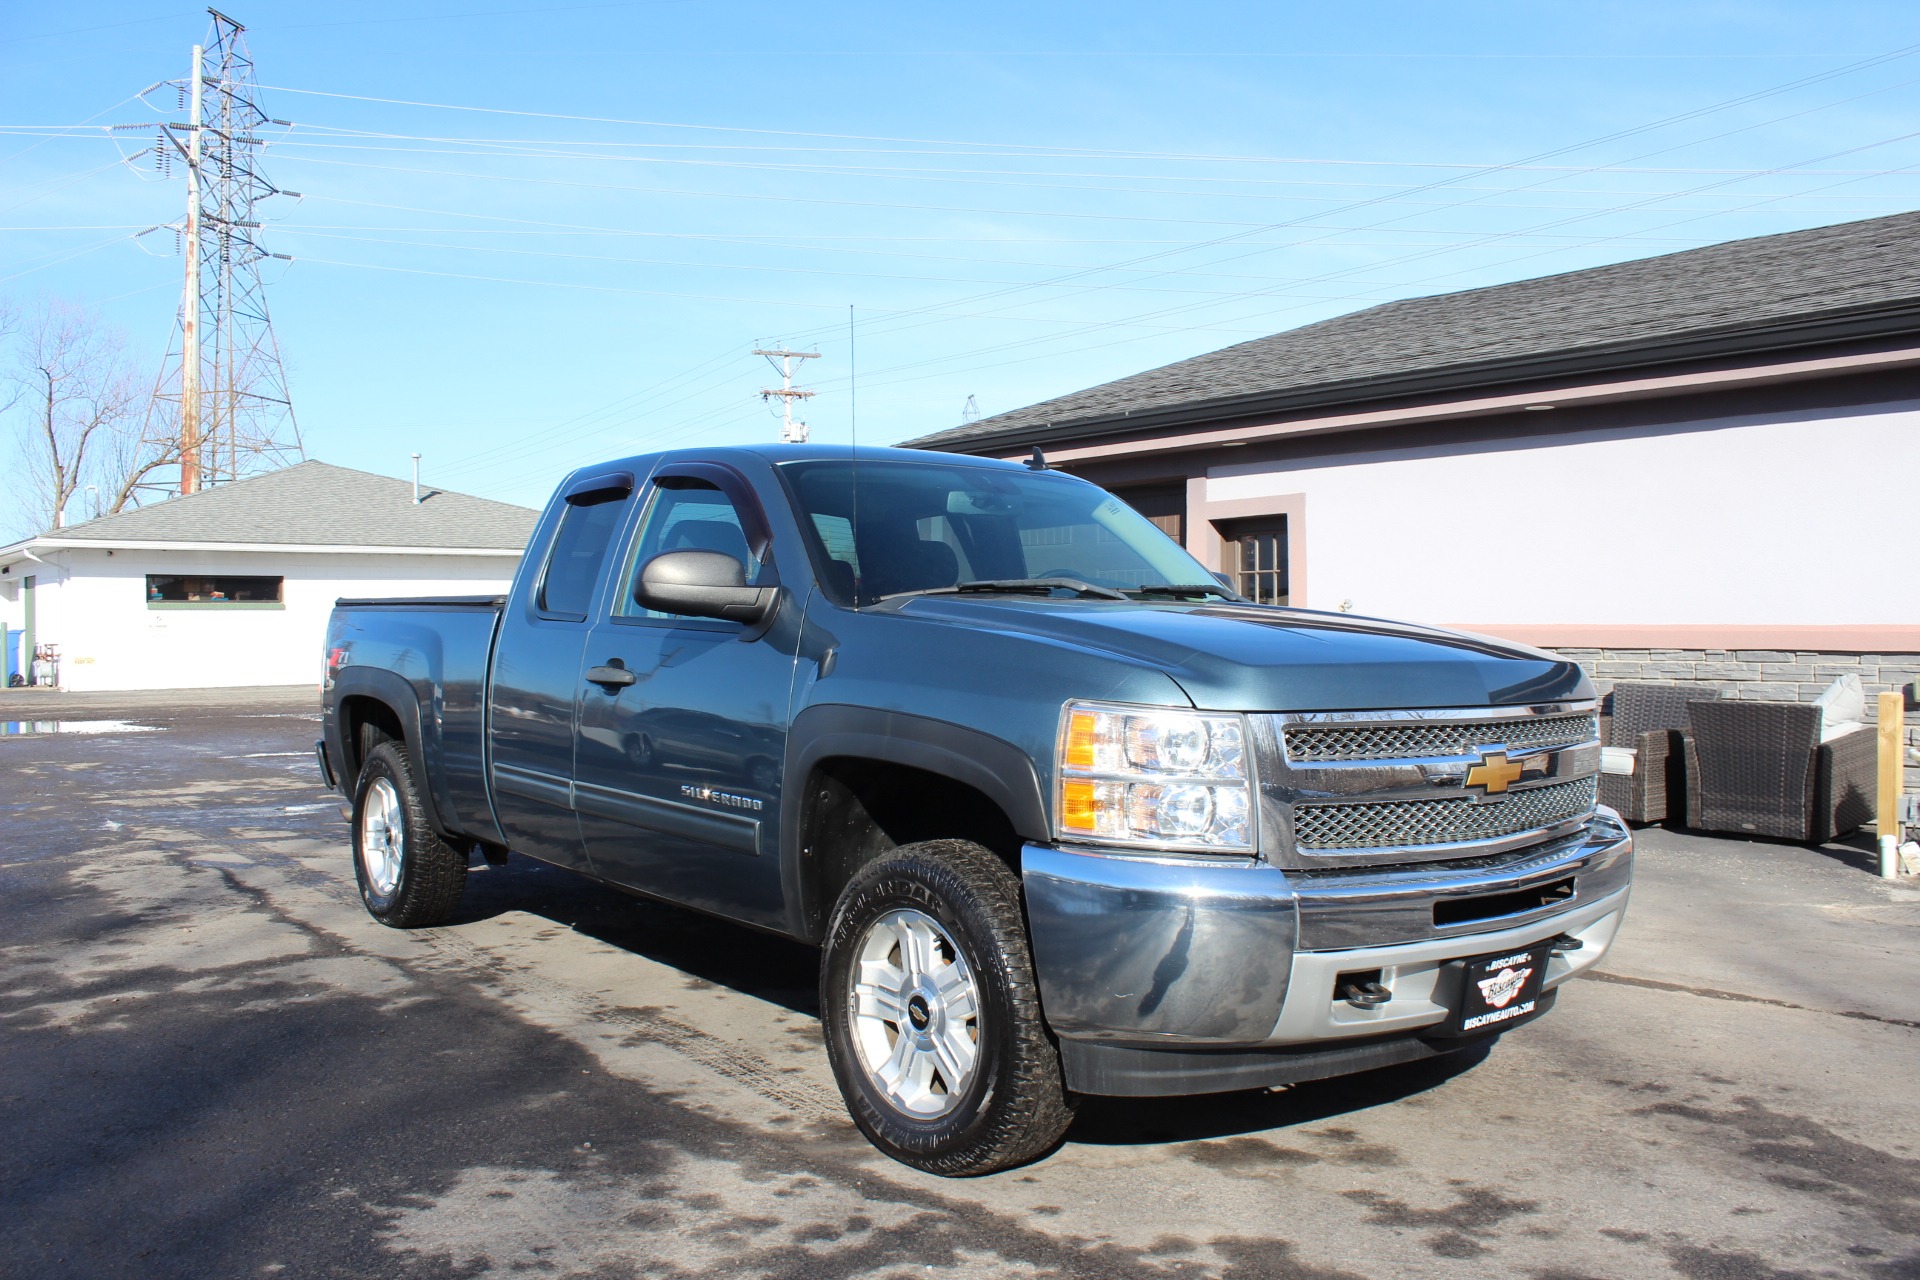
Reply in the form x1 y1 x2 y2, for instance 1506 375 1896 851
615 480 760 620
537 492 629 618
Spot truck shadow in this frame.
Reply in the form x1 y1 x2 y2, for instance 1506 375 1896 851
1065 1048 1490 1148
453 853 823 1017
449 854 1493 1149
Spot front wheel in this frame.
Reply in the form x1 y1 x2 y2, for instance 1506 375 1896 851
820 839 1074 1175
352 740 466 928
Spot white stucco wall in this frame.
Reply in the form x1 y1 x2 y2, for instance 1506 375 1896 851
0 547 518 691
1200 401 1918 627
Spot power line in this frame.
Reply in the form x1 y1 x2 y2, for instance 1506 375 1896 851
256 44 1920 155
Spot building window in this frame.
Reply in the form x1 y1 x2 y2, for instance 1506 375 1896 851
1224 518 1288 604
146 574 285 608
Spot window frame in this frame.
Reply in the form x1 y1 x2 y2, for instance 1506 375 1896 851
1183 484 1308 610
1222 516 1290 606
533 468 636 622
603 461 778 629
145 573 286 610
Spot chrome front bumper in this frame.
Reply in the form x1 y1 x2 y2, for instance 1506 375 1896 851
1021 807 1632 1059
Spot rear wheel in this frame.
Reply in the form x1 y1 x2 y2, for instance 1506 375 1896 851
820 839 1074 1175
352 740 465 928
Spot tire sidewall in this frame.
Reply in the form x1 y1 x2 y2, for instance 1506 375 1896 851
822 854 1019 1165
352 745 411 920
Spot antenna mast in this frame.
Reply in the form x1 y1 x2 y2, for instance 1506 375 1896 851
143 8 304 496
754 346 820 444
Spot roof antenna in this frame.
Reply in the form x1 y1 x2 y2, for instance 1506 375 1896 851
1025 446 1048 471
849 304 859 611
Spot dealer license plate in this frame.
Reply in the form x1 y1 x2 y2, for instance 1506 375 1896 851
1446 943 1550 1036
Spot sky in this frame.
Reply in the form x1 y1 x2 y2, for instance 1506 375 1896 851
5 0 1920 520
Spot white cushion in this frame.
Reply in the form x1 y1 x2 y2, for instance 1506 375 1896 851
1821 719 1866 745
1600 746 1637 776
1813 674 1866 740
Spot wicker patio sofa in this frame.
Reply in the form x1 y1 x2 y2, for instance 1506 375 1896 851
1683 699 1877 844
1599 682 1711 824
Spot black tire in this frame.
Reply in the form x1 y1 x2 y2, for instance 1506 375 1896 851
351 740 466 928
820 839 1074 1176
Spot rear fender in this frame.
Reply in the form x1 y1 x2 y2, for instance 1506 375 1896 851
329 665 456 842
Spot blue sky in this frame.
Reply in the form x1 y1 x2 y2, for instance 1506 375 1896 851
5 0 1920 515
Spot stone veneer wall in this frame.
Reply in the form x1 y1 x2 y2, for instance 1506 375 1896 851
1549 647 1920 801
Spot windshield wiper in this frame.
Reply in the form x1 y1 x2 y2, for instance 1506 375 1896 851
1129 583 1239 600
882 577 1130 602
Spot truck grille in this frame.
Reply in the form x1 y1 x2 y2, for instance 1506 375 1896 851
1293 776 1598 851
1285 712 1597 763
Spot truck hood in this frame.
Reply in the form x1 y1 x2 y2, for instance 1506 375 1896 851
891 596 1588 712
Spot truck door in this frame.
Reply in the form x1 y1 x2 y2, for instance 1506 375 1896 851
572 463 799 931
486 468 637 876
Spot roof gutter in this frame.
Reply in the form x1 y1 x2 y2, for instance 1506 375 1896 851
907 296 1920 454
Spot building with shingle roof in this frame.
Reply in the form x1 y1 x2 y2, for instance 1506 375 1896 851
0 461 537 691
908 210 1920 454
907 211 1920 723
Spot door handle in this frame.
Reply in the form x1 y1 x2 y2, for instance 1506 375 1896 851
586 663 637 689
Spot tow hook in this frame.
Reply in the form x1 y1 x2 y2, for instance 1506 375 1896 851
1340 979 1393 1008
1549 933 1584 954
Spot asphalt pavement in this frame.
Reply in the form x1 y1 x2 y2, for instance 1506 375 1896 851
3 690 1917 1279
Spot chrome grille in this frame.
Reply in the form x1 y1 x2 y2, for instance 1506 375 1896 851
1285 713 1598 763
1293 777 1598 851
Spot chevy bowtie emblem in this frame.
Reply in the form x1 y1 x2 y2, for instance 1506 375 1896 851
1464 750 1527 796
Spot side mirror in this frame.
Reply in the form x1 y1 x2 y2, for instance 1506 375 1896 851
635 550 777 624
1212 571 1236 591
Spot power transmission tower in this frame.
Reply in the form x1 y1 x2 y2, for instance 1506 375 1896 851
961 394 981 423
139 9 303 496
754 346 819 444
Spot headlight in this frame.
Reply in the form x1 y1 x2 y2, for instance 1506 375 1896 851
1056 702 1253 852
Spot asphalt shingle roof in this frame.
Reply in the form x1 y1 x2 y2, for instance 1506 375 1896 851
905 210 1920 450
45 460 539 550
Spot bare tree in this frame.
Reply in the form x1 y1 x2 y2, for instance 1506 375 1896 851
3 297 170 536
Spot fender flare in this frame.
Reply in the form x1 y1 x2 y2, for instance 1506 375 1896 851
782 703 1048 936
328 665 451 840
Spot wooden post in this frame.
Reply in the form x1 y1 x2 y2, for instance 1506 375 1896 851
1879 691 1905 879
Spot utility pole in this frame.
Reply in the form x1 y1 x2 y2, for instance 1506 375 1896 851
138 8 304 498
754 346 819 444
179 44 204 494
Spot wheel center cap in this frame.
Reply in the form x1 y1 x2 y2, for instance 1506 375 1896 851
906 994 932 1030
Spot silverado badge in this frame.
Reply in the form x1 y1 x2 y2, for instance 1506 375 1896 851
1464 749 1527 796
1476 964 1533 1009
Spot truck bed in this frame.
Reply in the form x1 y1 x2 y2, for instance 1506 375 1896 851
332 595 506 609
326 596 505 848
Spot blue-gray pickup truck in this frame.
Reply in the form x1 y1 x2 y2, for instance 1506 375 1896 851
319 444 1631 1175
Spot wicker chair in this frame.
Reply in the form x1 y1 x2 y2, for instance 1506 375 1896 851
1600 682 1708 824
1683 700 1877 843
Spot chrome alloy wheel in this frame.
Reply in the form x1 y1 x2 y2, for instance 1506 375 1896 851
849 908 982 1118
359 776 404 897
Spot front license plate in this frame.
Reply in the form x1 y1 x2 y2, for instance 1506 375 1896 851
1446 943 1550 1036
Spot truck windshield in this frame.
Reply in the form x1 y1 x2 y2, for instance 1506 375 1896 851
780 458 1228 607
